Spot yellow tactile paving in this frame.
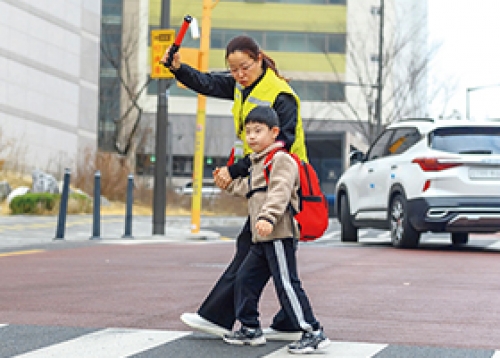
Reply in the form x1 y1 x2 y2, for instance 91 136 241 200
0 249 45 257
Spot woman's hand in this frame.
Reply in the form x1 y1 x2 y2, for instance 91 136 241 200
160 46 181 71
213 167 232 189
255 219 273 237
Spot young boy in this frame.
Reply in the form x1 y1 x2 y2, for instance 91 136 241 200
217 106 331 354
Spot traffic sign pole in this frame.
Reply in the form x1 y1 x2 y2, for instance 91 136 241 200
152 0 173 235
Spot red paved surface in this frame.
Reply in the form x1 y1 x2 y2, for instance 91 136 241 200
1 241 500 350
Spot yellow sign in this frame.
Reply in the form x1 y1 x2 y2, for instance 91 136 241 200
150 29 175 79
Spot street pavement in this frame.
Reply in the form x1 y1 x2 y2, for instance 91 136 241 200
0 214 246 251
2 214 500 357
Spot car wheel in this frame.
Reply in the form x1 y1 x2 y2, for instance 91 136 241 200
340 195 358 242
390 194 420 249
451 233 469 245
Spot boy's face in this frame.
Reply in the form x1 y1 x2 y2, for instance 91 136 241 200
245 121 279 153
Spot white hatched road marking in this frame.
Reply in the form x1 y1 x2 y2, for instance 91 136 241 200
263 341 388 357
14 328 189 358
486 240 500 250
320 231 340 240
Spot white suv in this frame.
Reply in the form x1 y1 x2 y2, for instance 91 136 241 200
335 118 500 248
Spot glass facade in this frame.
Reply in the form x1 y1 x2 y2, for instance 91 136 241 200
98 0 124 151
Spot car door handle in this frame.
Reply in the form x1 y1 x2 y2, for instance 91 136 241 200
391 165 397 169
368 168 374 173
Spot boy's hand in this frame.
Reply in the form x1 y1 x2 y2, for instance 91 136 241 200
255 219 273 237
213 166 232 189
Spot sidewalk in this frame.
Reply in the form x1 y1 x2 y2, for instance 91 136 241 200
0 215 247 250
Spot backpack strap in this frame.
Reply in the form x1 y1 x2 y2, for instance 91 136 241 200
263 146 287 183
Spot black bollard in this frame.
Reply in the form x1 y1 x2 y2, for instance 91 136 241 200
90 170 101 240
122 174 134 238
54 168 71 240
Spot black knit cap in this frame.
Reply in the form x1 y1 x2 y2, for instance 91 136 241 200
245 106 279 128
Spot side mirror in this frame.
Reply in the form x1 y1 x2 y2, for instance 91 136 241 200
349 150 365 165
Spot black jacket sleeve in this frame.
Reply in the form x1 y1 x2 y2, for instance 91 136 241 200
273 93 298 152
172 64 235 100
228 155 251 179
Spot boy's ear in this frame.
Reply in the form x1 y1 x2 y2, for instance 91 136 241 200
271 126 280 138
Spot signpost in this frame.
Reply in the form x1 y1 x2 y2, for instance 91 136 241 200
151 3 174 235
150 29 175 79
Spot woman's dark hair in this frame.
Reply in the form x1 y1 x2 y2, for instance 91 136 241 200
225 35 287 81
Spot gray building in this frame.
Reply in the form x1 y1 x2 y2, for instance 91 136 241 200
0 0 101 175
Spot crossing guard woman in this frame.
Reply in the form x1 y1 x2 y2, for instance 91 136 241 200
161 35 308 341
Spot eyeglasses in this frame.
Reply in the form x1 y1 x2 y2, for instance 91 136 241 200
228 60 256 75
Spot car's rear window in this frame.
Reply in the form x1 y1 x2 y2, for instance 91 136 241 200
429 126 500 154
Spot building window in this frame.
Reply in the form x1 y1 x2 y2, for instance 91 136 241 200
290 81 345 102
227 0 347 4
99 0 123 152
148 78 344 102
150 26 346 54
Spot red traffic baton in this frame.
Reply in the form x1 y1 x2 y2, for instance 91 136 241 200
163 15 192 68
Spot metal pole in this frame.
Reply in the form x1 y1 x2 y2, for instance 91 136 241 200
375 0 384 136
123 174 134 238
153 0 171 235
90 170 101 240
191 0 215 233
167 120 173 187
54 168 70 240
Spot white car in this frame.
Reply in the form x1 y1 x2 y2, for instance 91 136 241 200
335 118 500 248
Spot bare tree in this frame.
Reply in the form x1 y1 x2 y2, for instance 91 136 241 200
99 6 152 168
322 2 458 144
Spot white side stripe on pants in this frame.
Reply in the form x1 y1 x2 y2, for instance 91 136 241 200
273 239 312 332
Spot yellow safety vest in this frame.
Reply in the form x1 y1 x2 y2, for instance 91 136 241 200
231 68 308 162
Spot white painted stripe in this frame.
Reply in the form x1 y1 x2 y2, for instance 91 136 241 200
319 231 340 240
358 229 370 237
0 323 8 328
263 340 388 357
376 232 390 239
486 241 500 250
491 350 500 357
423 237 451 244
15 328 189 358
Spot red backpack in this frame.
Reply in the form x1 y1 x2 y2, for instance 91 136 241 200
264 147 329 242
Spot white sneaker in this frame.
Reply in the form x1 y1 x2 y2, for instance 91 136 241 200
262 327 302 341
180 312 230 337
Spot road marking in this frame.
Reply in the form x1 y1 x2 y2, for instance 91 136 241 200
486 241 500 250
15 328 189 358
320 231 340 240
263 340 388 357
0 249 45 258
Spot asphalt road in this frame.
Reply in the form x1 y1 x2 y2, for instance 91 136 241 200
2 215 500 357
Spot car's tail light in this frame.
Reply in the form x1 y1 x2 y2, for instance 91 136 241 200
422 179 431 192
412 158 462 171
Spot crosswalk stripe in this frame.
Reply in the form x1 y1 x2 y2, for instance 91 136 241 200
14 328 189 358
263 340 388 357
1 323 499 357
